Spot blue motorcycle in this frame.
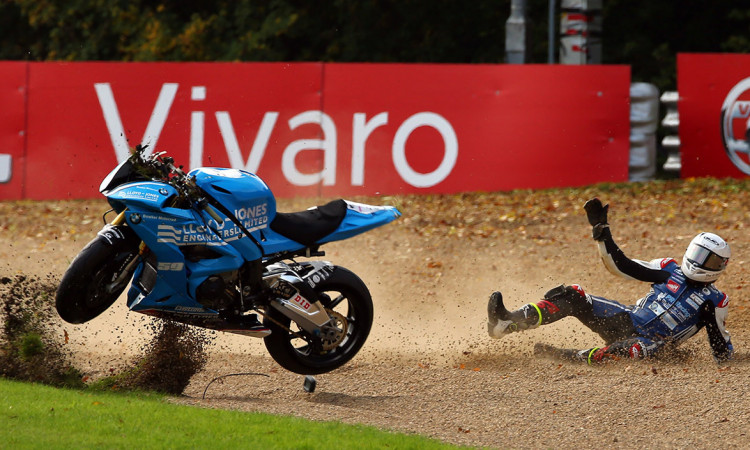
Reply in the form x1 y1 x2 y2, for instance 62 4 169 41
56 145 401 374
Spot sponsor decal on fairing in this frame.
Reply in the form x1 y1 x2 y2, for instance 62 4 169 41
157 224 228 246
157 262 185 271
305 264 334 288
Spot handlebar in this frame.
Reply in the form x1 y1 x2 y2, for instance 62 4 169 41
129 145 221 224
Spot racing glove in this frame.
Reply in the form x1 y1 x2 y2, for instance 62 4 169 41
583 198 609 241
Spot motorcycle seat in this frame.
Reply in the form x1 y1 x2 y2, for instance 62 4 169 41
270 199 348 246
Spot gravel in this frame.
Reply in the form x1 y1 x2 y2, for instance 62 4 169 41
3 188 749 449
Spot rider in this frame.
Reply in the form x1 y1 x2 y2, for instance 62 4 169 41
487 198 733 365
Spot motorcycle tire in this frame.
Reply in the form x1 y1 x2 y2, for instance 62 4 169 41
56 226 140 324
263 266 374 375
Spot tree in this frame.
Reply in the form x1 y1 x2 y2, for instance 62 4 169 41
2 0 750 92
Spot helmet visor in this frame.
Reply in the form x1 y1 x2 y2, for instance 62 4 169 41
686 245 728 271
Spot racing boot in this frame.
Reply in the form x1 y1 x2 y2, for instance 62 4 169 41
487 291 542 338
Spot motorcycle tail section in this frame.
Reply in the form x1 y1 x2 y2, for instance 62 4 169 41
318 201 401 244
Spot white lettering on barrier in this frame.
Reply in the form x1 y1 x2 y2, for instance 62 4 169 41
216 111 279 173
95 82 177 162
189 86 205 169
392 112 458 188
94 84 459 188
282 111 337 186
352 112 388 186
0 154 11 184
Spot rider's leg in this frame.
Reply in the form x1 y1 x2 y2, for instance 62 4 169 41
488 284 632 340
534 337 662 365
488 285 587 338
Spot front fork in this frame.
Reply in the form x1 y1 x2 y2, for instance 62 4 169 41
107 208 148 287
110 209 128 227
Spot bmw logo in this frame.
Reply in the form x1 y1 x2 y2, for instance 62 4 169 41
159 188 169 195
129 213 142 224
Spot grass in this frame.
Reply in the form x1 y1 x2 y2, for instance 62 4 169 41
0 378 468 449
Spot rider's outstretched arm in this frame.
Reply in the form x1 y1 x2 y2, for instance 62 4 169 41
700 299 734 362
583 198 670 283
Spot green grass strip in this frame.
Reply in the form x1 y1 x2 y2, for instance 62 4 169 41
0 378 469 449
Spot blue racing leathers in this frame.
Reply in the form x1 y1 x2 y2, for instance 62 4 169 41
534 226 733 365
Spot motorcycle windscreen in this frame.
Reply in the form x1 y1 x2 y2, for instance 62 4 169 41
100 159 147 194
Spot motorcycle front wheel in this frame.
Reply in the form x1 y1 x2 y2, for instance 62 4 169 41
56 227 140 324
263 266 374 375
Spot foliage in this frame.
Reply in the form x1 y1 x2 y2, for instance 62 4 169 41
3 1 750 91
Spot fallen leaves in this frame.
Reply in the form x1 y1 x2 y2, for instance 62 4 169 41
452 363 481 371
391 177 750 244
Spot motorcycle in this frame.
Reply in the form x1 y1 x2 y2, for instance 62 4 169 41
55 145 400 375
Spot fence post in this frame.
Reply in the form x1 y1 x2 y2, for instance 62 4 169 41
629 83 659 181
559 0 602 65
660 91 681 174
506 0 527 64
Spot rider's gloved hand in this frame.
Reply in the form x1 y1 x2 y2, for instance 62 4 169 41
583 198 609 241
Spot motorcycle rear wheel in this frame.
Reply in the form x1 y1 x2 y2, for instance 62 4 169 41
263 266 374 375
56 228 139 324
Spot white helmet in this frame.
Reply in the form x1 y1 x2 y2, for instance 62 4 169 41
681 232 730 283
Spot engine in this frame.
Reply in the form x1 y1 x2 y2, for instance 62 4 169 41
196 271 239 311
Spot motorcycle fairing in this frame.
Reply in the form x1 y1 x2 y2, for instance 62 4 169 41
102 173 399 321
191 168 275 240
106 182 245 317
106 181 180 211
318 201 402 244
190 168 401 256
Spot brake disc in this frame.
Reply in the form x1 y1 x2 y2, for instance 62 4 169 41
320 309 347 351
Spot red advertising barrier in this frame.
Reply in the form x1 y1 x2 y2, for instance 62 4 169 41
0 62 26 198
679 53 750 178
0 62 630 200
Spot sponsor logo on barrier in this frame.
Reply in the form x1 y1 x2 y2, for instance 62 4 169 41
720 77 750 175
95 83 458 189
0 62 630 199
